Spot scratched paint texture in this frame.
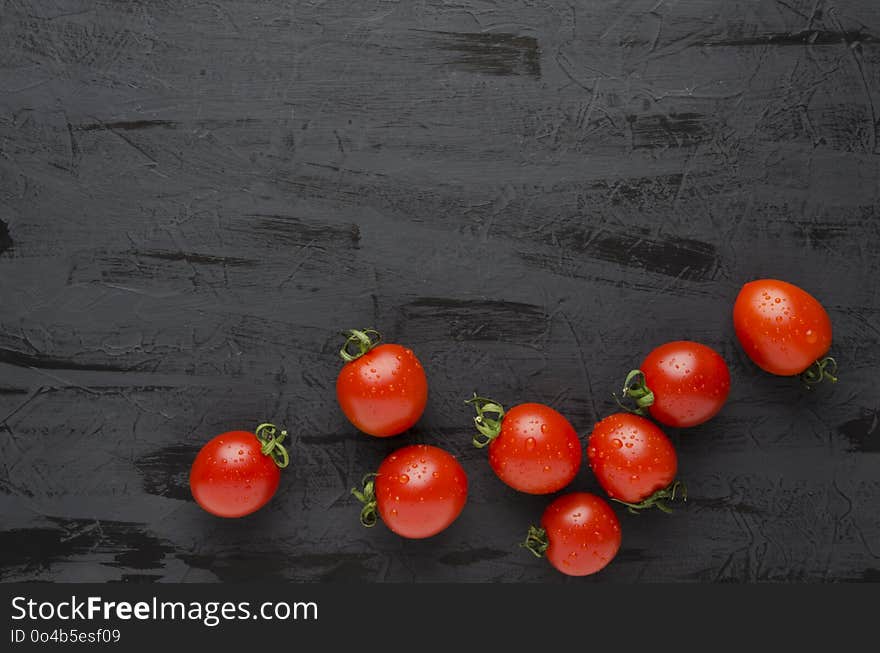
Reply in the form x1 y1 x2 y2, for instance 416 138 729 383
1 0 879 583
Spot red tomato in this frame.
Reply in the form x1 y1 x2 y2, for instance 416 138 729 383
587 413 682 513
523 492 622 577
190 424 289 518
733 279 836 383
352 444 467 539
620 341 730 428
336 329 428 437
468 396 581 494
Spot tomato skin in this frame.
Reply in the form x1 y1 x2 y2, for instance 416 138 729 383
336 343 428 437
733 279 832 376
488 403 581 494
374 444 467 539
640 341 730 428
541 493 621 577
587 413 677 504
190 431 280 518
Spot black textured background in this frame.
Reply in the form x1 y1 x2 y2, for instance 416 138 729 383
1 0 879 583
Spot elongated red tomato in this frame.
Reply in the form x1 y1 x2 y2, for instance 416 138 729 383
468 395 581 494
524 492 622 576
733 279 836 383
352 444 467 539
190 424 289 518
336 329 428 437
619 341 730 428
587 413 682 513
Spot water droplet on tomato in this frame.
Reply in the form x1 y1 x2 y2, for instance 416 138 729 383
391 509 398 516
805 329 817 343
540 424 547 433
625 442 633 448
432 471 439 478
525 437 536 451
543 465 551 472
399 474 409 484
612 438 623 448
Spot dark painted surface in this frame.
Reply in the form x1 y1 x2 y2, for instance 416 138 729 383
1 0 878 583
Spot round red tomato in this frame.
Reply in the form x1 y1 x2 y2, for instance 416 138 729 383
733 279 836 383
336 329 428 437
587 413 681 513
523 492 622 576
620 341 730 428
468 396 581 494
190 424 289 518
352 444 467 539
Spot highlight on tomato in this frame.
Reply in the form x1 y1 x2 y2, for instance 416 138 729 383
351 444 467 539
523 492 622 577
733 279 836 385
190 423 290 518
587 413 684 514
616 340 731 428
335 328 428 437
466 394 581 495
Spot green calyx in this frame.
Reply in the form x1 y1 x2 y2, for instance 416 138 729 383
465 393 506 448
522 525 549 558
351 474 379 528
801 357 838 387
255 423 290 469
339 329 382 363
611 480 686 515
613 369 655 416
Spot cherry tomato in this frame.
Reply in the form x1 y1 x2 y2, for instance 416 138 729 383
587 413 682 513
733 279 836 383
619 341 730 428
190 424 289 518
524 492 622 576
467 395 581 494
336 329 428 437
352 444 468 539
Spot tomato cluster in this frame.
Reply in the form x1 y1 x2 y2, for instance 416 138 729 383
186 279 835 577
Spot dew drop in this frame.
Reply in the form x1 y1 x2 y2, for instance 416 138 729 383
612 438 623 449
399 474 409 484
525 437 536 451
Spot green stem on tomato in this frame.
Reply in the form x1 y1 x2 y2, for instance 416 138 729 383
465 393 506 448
522 525 549 558
351 473 379 528
339 328 382 363
801 356 838 387
611 480 687 515
255 423 290 469
613 369 655 416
